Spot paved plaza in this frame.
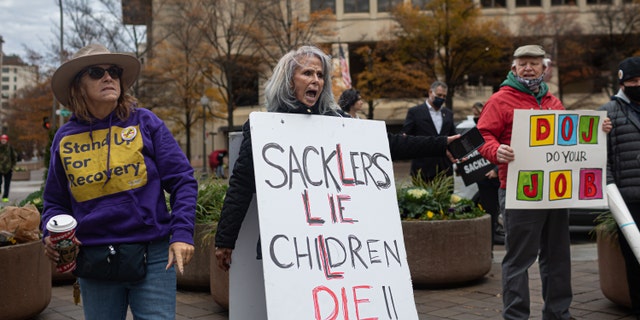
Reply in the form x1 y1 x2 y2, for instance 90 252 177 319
8 168 639 319
27 242 637 320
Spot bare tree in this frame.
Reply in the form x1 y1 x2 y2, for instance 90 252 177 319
44 0 140 60
254 0 336 69
517 12 589 106
145 0 211 161
590 2 640 95
198 0 264 137
386 0 512 110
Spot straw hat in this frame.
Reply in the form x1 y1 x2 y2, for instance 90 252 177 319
51 44 141 107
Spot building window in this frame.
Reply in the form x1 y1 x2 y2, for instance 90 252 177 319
229 56 260 107
516 0 541 6
345 0 369 12
1 85 8 90
378 0 402 12
551 0 576 4
233 76 259 107
311 0 336 13
481 0 506 7
1 77 8 82
1 68 7 73
411 0 430 8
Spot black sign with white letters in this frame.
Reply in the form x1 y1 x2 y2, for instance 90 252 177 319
456 150 495 186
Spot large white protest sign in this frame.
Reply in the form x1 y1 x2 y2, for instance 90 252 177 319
506 109 607 209
228 133 268 320
248 112 418 319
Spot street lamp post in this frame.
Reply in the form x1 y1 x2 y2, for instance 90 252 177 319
200 95 210 178
208 131 216 152
54 0 64 129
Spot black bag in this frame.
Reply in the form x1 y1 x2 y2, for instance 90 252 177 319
73 243 148 282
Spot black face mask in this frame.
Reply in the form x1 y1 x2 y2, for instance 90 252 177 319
625 86 640 102
432 97 445 109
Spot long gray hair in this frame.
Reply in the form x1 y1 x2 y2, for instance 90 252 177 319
265 45 339 114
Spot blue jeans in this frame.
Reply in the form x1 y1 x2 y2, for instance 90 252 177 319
78 239 176 320
215 165 225 178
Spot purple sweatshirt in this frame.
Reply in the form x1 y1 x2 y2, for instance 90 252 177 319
41 108 197 246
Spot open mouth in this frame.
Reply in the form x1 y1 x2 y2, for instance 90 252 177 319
305 89 318 99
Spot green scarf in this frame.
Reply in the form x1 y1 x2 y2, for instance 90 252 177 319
501 72 549 105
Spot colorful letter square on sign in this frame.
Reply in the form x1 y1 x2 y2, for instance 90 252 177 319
517 170 544 201
579 116 599 144
549 170 572 201
557 114 578 146
530 114 555 147
579 168 603 200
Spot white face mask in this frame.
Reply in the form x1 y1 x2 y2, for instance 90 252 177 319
515 75 544 92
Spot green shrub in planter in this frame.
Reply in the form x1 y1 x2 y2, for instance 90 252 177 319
19 188 44 214
590 211 617 239
397 171 485 221
196 178 227 243
195 178 228 224
177 178 228 290
166 177 228 245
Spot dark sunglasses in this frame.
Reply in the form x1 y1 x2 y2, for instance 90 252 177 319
83 66 123 80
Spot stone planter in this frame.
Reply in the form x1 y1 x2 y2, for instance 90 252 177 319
402 214 492 288
177 223 213 290
0 241 52 320
12 170 30 181
210 236 229 310
596 227 631 308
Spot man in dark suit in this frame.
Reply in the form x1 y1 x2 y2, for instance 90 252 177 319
401 81 457 184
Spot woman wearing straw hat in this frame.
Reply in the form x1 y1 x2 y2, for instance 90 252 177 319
41 44 197 319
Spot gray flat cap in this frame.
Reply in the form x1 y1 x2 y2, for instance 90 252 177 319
513 45 546 58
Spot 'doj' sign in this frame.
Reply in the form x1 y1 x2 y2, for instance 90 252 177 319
506 110 607 209
529 113 599 147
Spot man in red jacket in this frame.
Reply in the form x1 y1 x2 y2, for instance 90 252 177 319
478 44 611 320
477 45 570 320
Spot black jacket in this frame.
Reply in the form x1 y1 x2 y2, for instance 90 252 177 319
401 103 457 180
215 105 449 249
600 92 640 204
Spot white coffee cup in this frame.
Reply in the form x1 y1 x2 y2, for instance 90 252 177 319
46 214 78 273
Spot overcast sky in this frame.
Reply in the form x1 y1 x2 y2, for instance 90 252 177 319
0 0 65 58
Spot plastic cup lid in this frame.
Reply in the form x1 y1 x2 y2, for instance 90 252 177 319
46 214 77 233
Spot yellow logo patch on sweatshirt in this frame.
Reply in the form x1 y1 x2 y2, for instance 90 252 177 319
58 125 147 202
